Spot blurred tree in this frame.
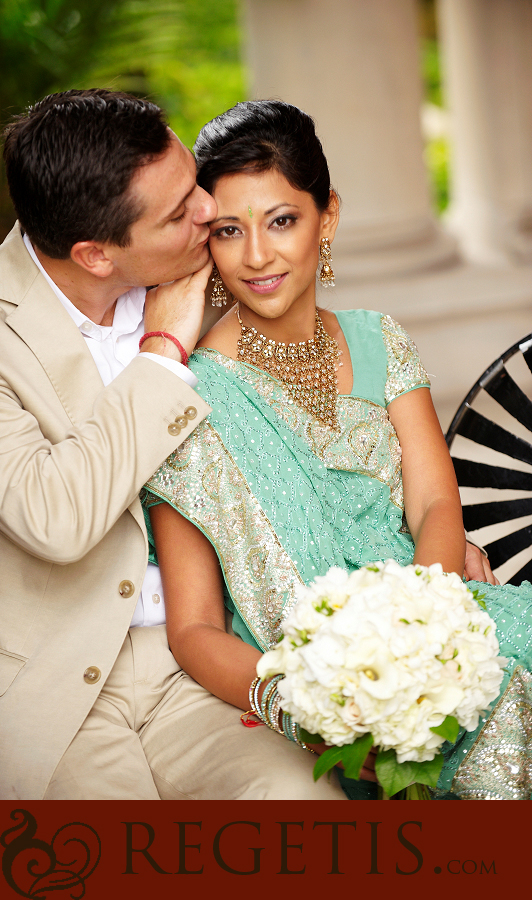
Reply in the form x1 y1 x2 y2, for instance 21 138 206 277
417 0 449 214
84 0 245 150
0 0 120 123
0 0 123 232
0 0 245 236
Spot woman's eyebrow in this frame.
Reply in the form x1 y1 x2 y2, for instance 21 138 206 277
211 203 300 224
264 203 300 215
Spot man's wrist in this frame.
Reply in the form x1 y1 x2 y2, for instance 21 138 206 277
139 332 189 366
139 352 198 388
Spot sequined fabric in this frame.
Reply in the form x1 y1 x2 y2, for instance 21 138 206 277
197 350 405 508
144 420 304 650
382 314 430 406
143 372 415 649
141 310 532 798
142 312 425 650
434 579 532 798
451 667 532 799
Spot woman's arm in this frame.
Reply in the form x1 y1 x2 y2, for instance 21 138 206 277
150 501 262 710
151 501 377 780
387 387 466 576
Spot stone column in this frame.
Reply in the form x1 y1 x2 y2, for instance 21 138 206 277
438 0 532 265
243 0 458 285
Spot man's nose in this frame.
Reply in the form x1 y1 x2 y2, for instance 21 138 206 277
194 187 217 224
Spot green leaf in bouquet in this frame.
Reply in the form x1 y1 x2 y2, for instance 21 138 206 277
312 746 345 781
341 733 374 780
375 749 444 796
299 728 323 744
375 749 418 796
430 715 459 743
411 754 444 787
470 589 487 609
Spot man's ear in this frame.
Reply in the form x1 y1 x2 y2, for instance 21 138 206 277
70 241 114 277
320 190 340 243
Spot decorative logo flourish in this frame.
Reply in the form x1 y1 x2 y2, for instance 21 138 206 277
1 809 101 898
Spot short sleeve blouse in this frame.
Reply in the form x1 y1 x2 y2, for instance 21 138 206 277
334 309 430 407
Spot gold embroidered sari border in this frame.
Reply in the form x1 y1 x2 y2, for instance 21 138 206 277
144 420 304 651
450 664 532 800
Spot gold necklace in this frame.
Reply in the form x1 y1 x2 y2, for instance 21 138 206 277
236 305 342 429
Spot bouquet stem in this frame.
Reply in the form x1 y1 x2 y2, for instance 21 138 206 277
377 783 432 800
406 783 432 800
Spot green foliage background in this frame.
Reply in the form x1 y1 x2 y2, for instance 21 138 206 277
418 0 449 213
0 0 448 238
0 0 246 236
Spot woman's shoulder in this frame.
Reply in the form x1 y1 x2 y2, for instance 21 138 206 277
195 303 239 357
333 308 394 351
331 309 429 405
333 307 388 336
333 308 417 348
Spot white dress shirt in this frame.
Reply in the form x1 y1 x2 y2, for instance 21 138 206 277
24 234 196 627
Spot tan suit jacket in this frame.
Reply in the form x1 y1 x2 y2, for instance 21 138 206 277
0 225 210 799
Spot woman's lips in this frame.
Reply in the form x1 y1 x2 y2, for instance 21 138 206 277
243 273 288 294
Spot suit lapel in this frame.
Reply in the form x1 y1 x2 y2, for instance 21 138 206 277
2 227 104 425
6 276 105 425
2 226 148 534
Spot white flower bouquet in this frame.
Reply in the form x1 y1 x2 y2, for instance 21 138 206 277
257 560 506 798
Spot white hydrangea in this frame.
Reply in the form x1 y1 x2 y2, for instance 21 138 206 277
257 560 506 763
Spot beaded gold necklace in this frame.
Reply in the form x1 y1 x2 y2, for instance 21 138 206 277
236 305 342 429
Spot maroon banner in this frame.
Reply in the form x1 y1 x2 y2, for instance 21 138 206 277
0 799 524 897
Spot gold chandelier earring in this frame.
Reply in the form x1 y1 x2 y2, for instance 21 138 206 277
211 265 229 307
318 237 335 288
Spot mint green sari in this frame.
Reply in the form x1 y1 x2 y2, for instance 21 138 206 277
144 309 532 800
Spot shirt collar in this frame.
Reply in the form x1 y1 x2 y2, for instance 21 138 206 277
23 234 145 338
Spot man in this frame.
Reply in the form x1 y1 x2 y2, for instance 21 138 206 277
0 89 347 800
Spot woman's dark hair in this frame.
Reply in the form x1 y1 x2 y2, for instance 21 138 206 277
3 89 171 259
194 100 333 212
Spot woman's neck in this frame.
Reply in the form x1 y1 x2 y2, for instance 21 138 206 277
237 301 318 344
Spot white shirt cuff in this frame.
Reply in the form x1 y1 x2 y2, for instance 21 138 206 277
138 352 198 388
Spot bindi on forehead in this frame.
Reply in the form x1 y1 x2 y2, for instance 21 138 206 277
248 206 253 218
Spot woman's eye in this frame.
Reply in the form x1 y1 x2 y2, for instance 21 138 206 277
171 207 187 222
213 225 241 238
272 215 296 229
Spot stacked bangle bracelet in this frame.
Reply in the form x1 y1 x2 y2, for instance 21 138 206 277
245 675 315 752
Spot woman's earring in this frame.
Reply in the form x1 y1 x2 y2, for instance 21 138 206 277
318 237 335 288
211 265 229 307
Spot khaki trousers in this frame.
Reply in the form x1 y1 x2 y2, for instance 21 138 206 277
44 625 346 800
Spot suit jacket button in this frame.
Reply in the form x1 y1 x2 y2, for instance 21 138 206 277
175 415 188 428
119 580 135 598
168 423 181 436
84 666 101 684
184 406 197 420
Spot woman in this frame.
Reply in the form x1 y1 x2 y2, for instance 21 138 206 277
143 101 532 800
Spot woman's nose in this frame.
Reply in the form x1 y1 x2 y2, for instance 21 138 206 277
242 230 275 269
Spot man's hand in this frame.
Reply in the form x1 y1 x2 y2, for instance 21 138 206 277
464 541 498 584
141 257 213 362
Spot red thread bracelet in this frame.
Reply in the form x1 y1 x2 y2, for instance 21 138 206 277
139 331 189 367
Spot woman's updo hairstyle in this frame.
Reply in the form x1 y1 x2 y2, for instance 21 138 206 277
194 100 332 213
